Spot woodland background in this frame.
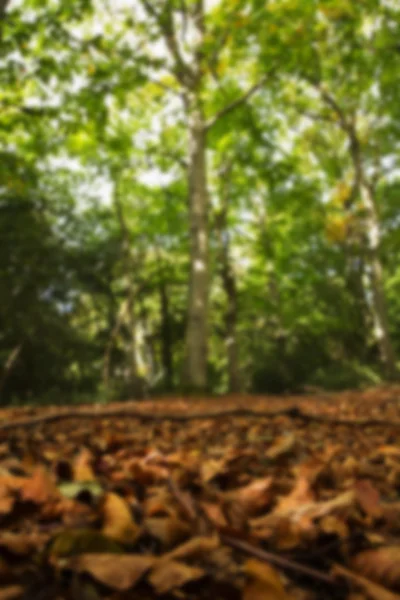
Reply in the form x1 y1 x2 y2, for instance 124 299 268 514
1 0 400 405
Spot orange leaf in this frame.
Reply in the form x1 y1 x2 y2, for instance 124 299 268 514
275 476 315 514
20 467 60 505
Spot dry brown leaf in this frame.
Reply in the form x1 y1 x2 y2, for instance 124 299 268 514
69 553 155 591
279 489 355 521
354 480 381 518
144 516 191 549
319 515 349 539
73 448 96 482
148 559 205 594
144 489 176 518
266 433 296 460
275 476 315 514
224 477 273 517
334 563 400 600
352 547 400 591
201 458 227 483
101 492 140 544
128 458 169 484
0 486 14 515
0 532 49 556
200 501 228 527
0 586 25 600
163 535 220 562
243 559 292 600
376 446 400 457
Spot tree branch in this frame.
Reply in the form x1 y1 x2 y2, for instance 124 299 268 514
140 0 194 87
294 106 336 125
206 74 271 131
0 0 11 20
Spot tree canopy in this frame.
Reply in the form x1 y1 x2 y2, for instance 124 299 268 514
1 0 400 403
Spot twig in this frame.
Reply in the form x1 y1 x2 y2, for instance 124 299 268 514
206 74 271 130
221 534 338 585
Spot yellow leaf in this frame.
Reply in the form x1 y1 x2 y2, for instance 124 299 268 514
101 492 140 545
243 559 292 600
73 448 96 482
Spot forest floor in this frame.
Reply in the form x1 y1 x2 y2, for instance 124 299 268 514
1 386 400 599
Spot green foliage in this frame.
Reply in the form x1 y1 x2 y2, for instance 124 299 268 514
0 0 399 403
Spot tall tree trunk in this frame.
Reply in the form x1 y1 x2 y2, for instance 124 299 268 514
105 174 145 397
360 181 398 378
182 101 209 391
139 0 265 392
316 87 398 379
215 163 241 393
159 277 174 391
0 342 23 400
221 245 241 393
347 123 398 379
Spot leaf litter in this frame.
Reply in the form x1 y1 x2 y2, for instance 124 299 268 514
1 387 400 599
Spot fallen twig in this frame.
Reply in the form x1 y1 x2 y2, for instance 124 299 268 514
221 534 337 585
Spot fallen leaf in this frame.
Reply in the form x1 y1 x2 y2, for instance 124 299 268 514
354 480 381 518
243 559 292 600
144 516 191 548
201 458 227 483
49 529 123 557
163 535 220 561
148 559 205 594
0 486 14 515
20 467 60 505
58 481 103 501
0 586 25 600
100 492 140 545
73 448 96 482
266 433 296 460
275 476 315 514
334 563 400 600
0 532 49 556
69 553 155 591
352 546 400 591
224 477 273 517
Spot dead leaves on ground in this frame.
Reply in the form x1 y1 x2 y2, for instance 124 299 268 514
1 388 400 598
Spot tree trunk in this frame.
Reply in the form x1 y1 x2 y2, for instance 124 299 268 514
159 277 174 390
0 342 23 400
221 246 241 393
360 181 398 379
182 101 209 392
215 164 241 393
